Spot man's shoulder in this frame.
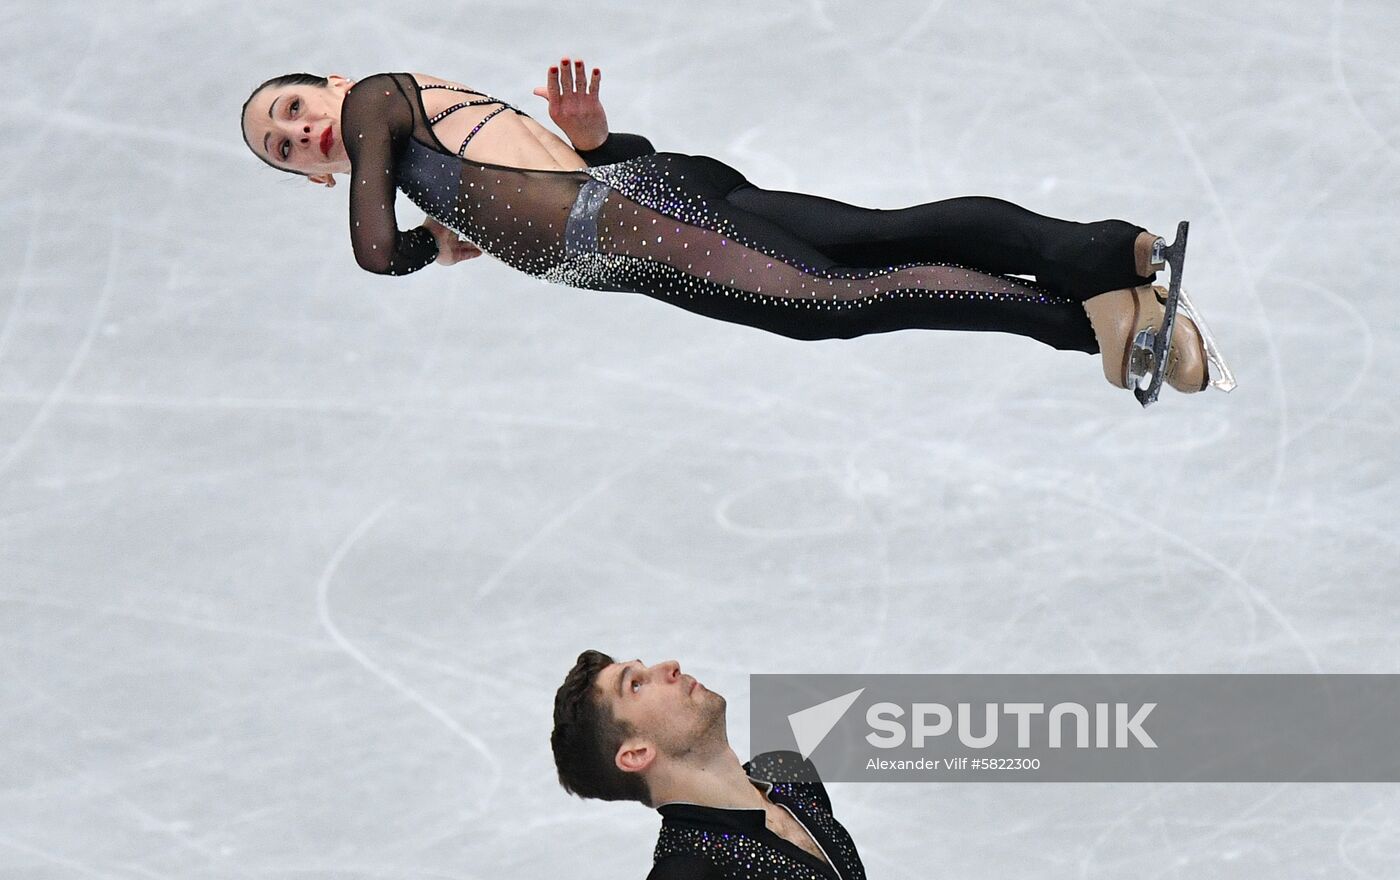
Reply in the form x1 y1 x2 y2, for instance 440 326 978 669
746 750 835 816
744 750 824 785
646 853 725 880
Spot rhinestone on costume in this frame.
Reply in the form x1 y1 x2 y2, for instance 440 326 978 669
370 71 1068 337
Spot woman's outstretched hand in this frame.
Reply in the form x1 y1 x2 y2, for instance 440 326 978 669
532 57 609 152
422 216 482 267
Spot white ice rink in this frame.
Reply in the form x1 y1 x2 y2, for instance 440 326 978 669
3 0 1399 877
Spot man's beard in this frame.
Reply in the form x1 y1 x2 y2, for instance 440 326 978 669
699 689 727 733
661 691 728 760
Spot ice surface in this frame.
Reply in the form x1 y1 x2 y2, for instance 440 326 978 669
2 1 1398 877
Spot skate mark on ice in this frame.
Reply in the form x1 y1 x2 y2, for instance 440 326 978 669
0 231 118 482
0 101 249 169
0 390 603 437
0 25 101 197
243 865 473 880
1046 471 1322 672
845 448 898 674
1331 0 1400 164
1076 781 1309 880
314 499 502 811
0 832 131 880
1336 794 1400 879
2 665 221 863
1218 275 1373 478
4 600 302 865
474 450 664 602
0 592 330 653
0 204 41 367
1256 141 1387 273
953 420 1322 670
379 623 544 695
802 0 839 33
889 0 949 51
713 471 860 538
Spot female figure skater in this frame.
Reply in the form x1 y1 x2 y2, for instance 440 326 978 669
239 59 1233 400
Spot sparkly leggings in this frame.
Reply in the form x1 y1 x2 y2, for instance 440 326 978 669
720 185 1152 354
581 152 1154 353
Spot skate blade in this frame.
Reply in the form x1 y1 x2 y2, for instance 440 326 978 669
1128 327 1157 391
1133 220 1188 408
1177 287 1236 393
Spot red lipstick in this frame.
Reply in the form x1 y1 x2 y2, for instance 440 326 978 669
320 125 334 157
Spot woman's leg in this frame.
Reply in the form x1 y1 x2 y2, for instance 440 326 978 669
725 185 1150 301
596 181 1101 353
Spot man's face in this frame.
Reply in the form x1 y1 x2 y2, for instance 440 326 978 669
598 658 726 762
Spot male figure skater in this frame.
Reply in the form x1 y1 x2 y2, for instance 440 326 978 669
551 651 866 879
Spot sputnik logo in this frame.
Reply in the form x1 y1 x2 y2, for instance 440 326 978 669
787 688 865 759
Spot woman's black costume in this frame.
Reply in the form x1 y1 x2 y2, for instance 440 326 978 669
345 73 1154 352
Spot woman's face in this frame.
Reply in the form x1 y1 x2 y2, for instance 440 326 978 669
242 75 354 181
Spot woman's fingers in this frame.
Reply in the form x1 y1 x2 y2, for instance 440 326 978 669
560 57 575 93
453 240 481 262
556 57 600 95
424 216 479 266
536 67 559 110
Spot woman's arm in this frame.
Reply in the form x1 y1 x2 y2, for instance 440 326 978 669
532 58 610 150
532 59 658 166
422 217 483 265
340 73 439 275
574 131 656 167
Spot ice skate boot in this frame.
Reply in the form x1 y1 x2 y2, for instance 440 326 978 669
1084 221 1234 405
1135 230 1167 277
1175 285 1236 393
1085 285 1211 394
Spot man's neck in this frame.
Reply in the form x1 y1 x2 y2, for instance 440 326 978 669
647 745 766 811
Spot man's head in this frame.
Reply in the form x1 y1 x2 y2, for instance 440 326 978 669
551 650 727 806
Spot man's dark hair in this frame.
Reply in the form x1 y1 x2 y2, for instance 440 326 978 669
240 73 330 176
551 650 651 804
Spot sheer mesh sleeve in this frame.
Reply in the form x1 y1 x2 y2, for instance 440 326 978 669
576 131 656 167
341 74 439 275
